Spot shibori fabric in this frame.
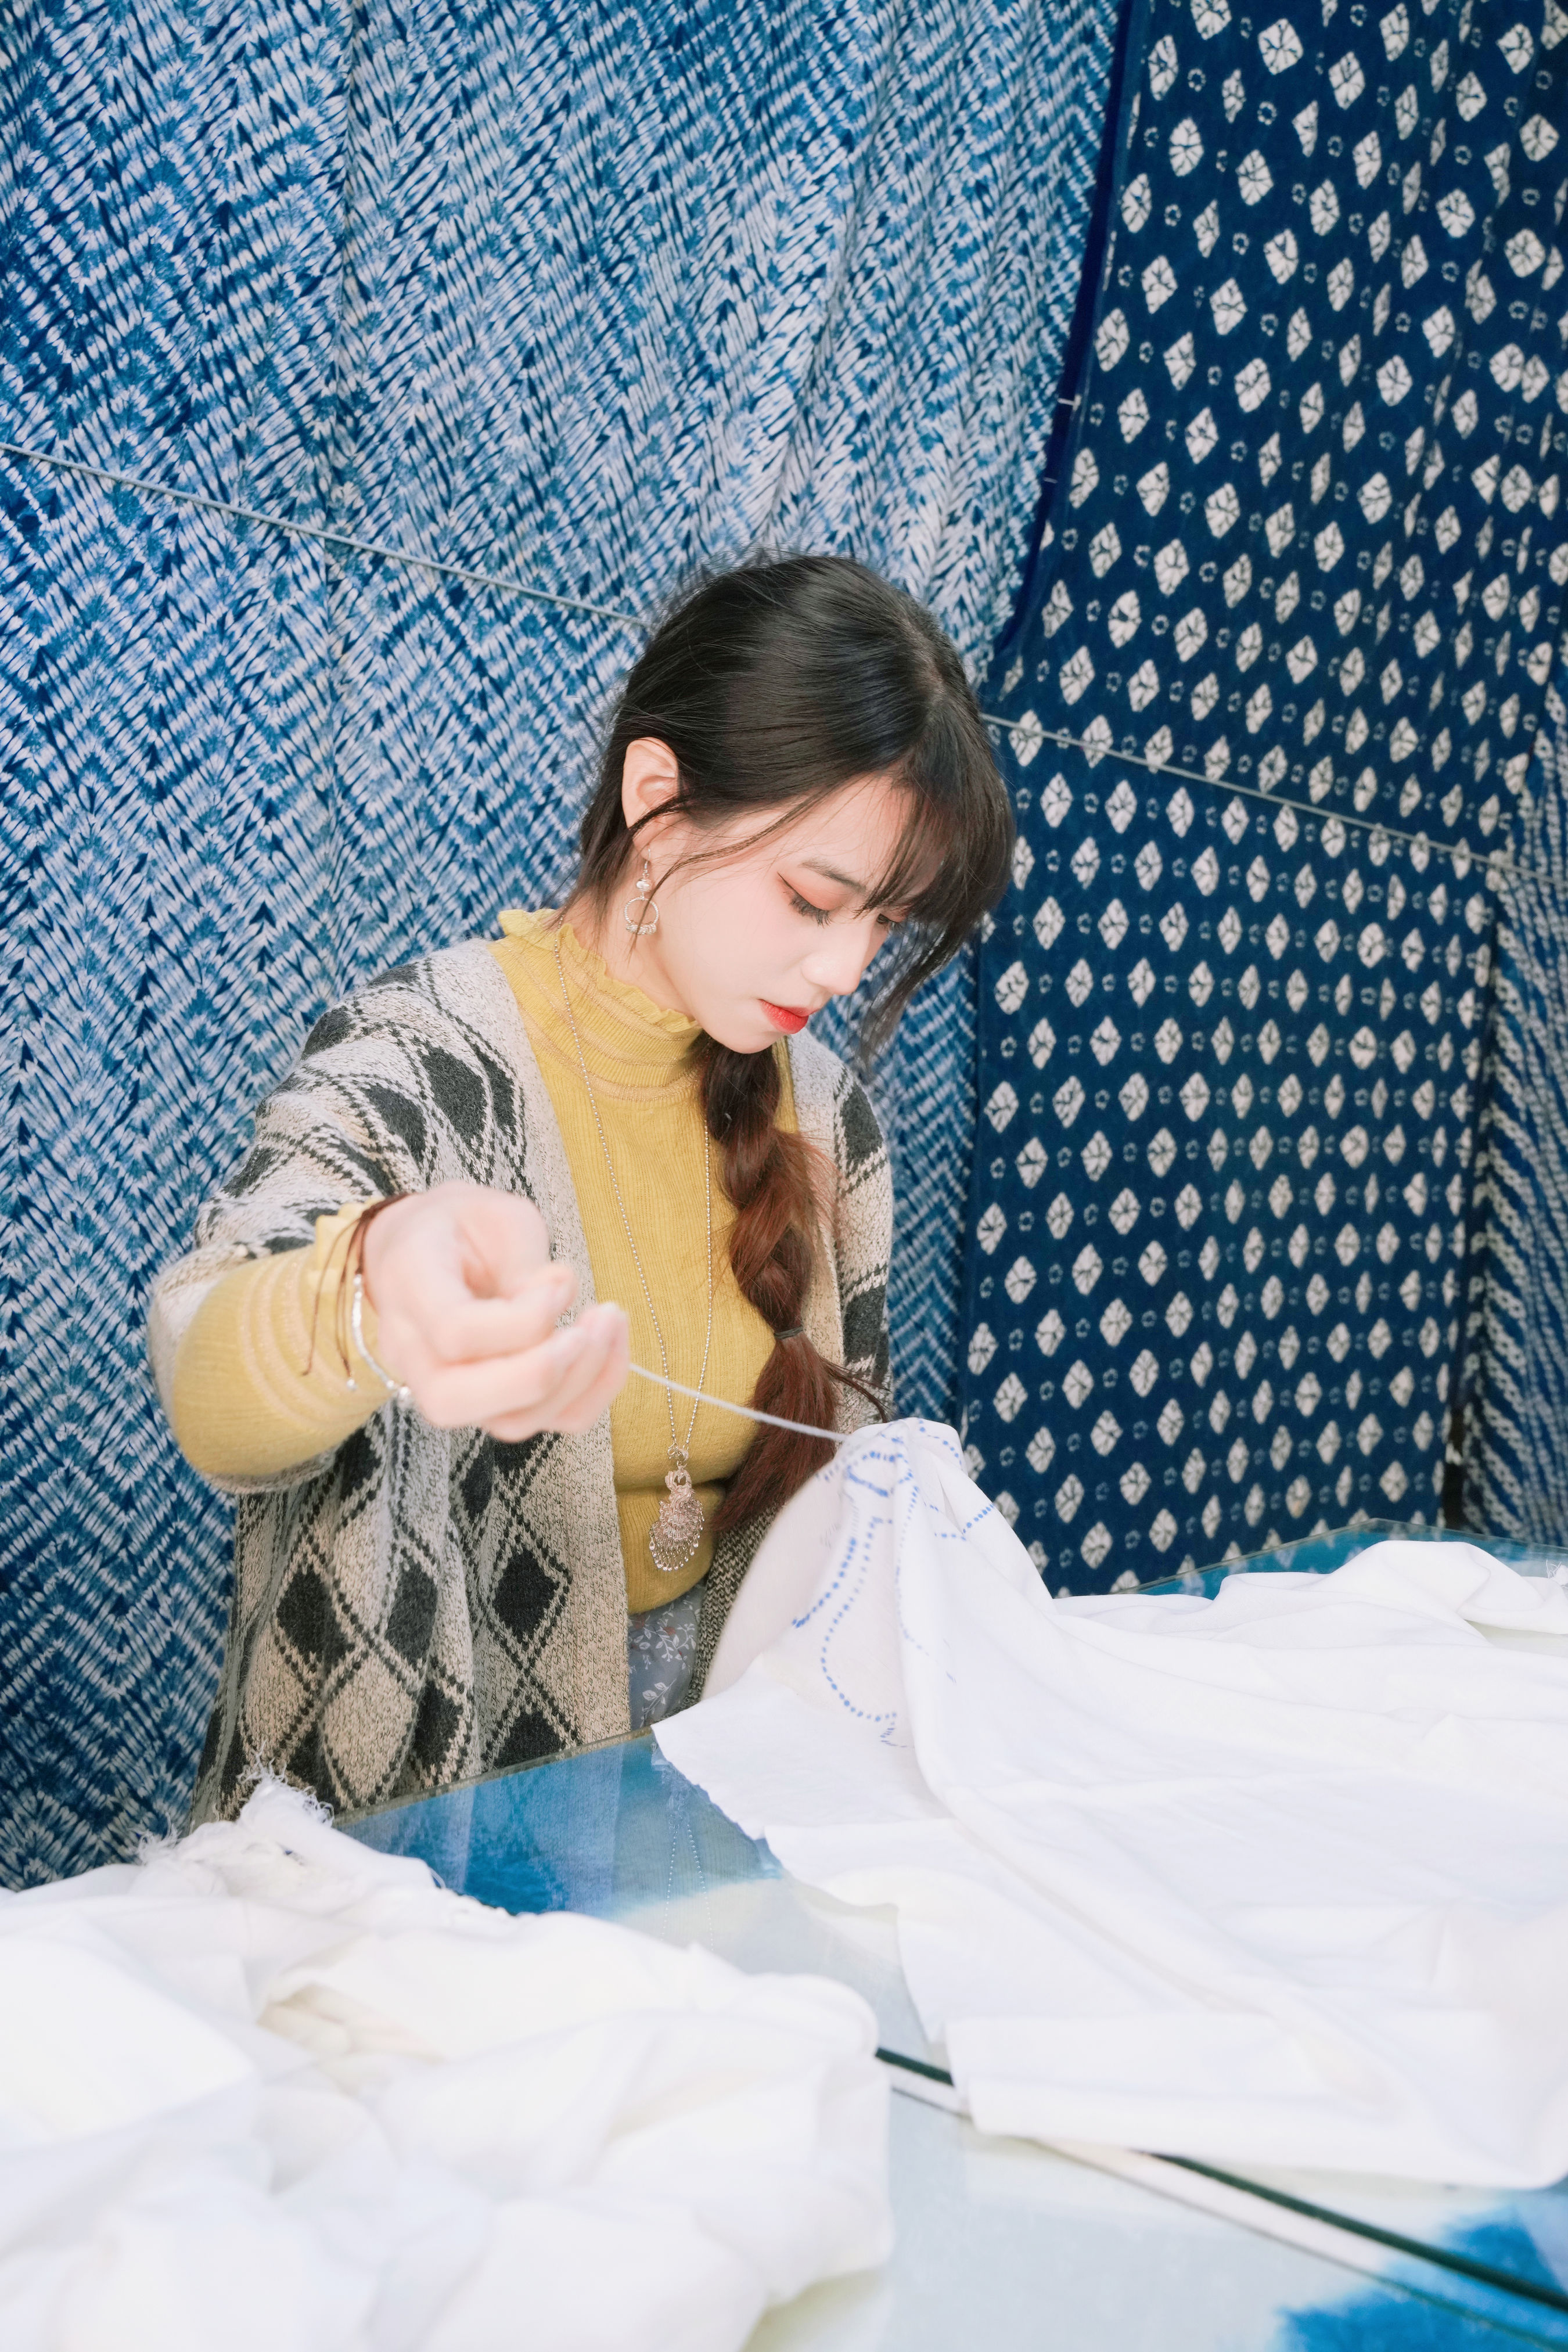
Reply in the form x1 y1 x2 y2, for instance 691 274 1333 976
1463 675 1568 1542
961 0 1568 1588
1 0 1117 1880
146 947 891 1826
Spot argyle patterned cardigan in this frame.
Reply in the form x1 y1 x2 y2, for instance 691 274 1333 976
146 943 893 1824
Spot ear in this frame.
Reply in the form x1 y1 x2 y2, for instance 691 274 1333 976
620 738 682 843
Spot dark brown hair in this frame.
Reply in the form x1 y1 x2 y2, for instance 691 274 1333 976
574 555 1012 1529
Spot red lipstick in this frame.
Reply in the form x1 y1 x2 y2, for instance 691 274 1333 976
761 1001 810 1034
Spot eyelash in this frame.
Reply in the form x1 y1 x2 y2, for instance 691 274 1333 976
789 889 833 927
787 886 904 934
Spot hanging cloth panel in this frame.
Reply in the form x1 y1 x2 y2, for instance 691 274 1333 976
1463 679 1568 1542
0 0 1119 1885
961 0 1568 1590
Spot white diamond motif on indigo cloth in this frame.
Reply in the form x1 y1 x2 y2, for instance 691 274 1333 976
962 0 1567 1591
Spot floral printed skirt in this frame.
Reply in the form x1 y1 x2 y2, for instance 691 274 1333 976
627 1585 704 1731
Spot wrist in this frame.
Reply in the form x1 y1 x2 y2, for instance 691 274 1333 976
357 1193 416 1315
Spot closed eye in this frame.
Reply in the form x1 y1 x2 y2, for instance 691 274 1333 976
789 884 905 934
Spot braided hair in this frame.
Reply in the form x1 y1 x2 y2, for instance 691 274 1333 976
574 554 1012 1527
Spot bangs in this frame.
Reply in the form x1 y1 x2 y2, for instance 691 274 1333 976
865 771 993 932
846 738 1013 1058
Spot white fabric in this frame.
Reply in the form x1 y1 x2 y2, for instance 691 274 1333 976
659 1422 1568 2187
0 1785 890 2351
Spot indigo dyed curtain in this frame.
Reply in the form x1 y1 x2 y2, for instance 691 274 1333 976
961 0 1567 1589
1463 674 1568 1541
1 0 1119 1880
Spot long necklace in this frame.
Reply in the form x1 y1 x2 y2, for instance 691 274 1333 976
554 936 715 1576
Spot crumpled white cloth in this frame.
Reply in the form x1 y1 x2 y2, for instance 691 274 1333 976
656 1420 1568 2187
0 1785 890 2352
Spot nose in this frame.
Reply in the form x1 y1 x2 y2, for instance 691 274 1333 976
800 916 884 1001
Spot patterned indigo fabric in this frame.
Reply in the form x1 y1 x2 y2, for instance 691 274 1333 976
1 0 1117 1880
1463 674 1568 1543
961 0 1568 1589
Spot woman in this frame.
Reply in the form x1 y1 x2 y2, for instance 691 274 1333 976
151 555 1012 1823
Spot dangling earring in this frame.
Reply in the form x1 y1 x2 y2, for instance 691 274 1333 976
624 857 660 937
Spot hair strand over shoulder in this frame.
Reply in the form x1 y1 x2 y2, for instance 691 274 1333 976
574 553 1012 1527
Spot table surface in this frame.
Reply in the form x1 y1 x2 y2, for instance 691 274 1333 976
347 1519 1568 2350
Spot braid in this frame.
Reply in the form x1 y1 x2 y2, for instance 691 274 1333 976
565 552 1014 1523
699 1039 880 1532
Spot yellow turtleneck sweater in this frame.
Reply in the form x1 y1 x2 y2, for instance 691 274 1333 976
167 911 790 1613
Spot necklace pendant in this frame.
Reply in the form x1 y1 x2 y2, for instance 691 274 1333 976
649 1455 706 1576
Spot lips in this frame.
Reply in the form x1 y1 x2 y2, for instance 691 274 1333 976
761 1001 811 1034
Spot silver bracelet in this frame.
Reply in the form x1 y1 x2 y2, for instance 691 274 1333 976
350 1270 412 1404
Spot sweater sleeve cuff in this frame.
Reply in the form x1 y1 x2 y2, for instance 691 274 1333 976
168 1201 401 1480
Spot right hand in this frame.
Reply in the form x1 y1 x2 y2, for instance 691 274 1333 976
359 1182 628 1441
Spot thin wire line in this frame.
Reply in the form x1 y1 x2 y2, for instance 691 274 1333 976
627 1360 847 1445
0 440 645 630
976 710 1522 875
3 436 1539 880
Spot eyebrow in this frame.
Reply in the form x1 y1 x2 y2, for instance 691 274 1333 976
800 858 869 894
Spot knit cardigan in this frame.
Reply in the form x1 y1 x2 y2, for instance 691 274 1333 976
148 943 893 1825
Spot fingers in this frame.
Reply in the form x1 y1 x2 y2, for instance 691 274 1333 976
529 1302 631 1436
398 1258 576 1371
418 1303 630 1436
451 1186 555 1301
364 1185 564 1317
355 1181 631 1441
367 1185 578 1371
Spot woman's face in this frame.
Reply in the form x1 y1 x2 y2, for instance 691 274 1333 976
603 739 918 1053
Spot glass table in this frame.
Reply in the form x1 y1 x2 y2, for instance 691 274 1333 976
347 1522 1568 2349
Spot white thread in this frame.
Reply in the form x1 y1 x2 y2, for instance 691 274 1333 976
627 1360 851 1444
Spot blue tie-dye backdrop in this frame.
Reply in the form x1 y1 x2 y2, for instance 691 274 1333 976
0 0 1120 1882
